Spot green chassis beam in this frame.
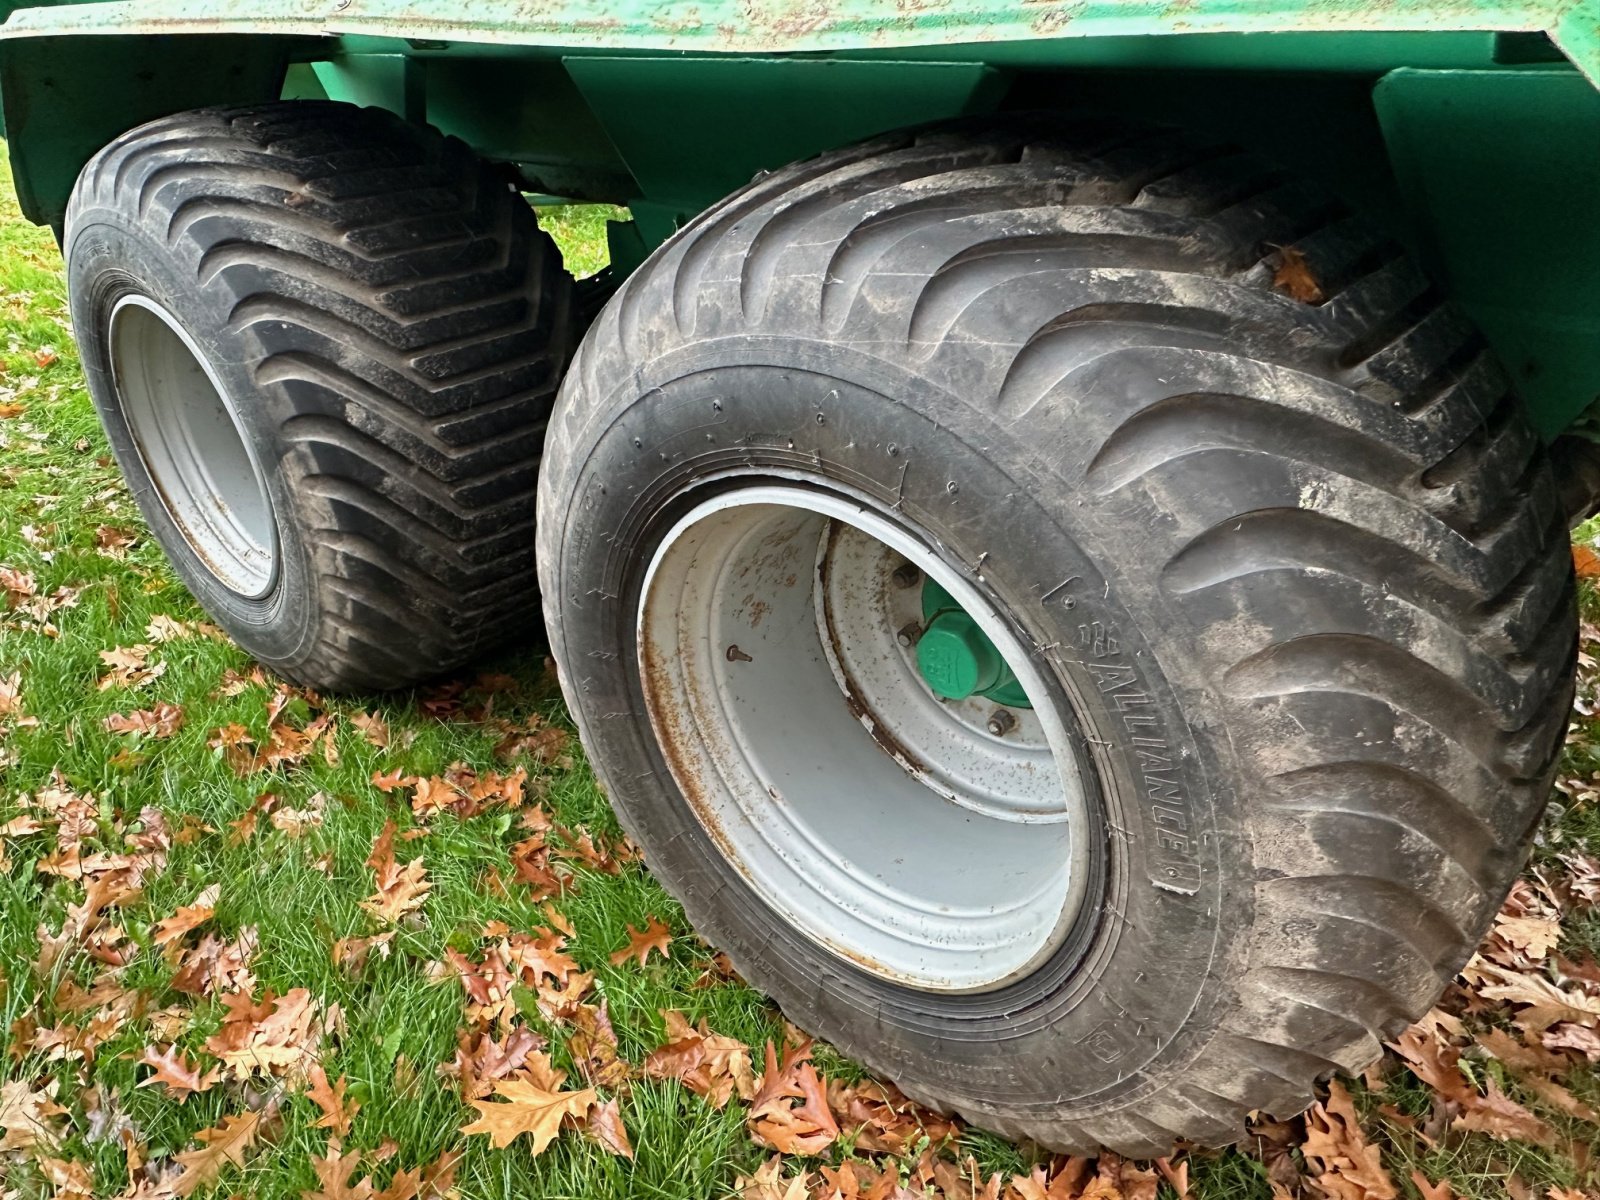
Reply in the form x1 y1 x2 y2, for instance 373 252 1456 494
3 0 1600 88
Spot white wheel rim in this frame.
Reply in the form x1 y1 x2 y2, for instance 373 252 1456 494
109 294 278 598
638 485 1092 993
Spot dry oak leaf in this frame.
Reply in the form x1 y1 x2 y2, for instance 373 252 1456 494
1409 1171 1453 1200
1450 1077 1557 1146
609 915 672 967
137 1044 220 1101
103 703 185 738
643 1009 757 1108
445 1025 544 1101
307 1062 360 1136
350 711 390 749
169 1109 263 1197
98 643 165 690
568 1002 628 1089
1273 244 1325 304
204 986 331 1080
0 1078 65 1150
1476 963 1600 1030
0 669 23 717
1544 1022 1600 1061
371 767 416 794
1496 912 1563 962
748 1040 840 1156
584 1097 634 1160
459 1073 597 1154
1575 543 1600 580
360 819 431 924
1387 1025 1476 1107
735 1156 812 1200
152 883 221 946
1299 1079 1397 1200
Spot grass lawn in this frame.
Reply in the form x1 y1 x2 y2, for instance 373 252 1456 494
2 153 1599 1200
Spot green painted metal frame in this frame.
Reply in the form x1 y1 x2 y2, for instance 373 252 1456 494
2 0 1599 85
0 0 1599 436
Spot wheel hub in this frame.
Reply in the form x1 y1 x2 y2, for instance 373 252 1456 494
107 294 278 598
637 484 1091 992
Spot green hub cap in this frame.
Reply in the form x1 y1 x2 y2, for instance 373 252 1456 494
916 579 1031 708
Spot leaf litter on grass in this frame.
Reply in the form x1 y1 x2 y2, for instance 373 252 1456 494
0 152 1597 1200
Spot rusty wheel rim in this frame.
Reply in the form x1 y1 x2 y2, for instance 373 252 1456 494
637 484 1091 993
108 294 277 598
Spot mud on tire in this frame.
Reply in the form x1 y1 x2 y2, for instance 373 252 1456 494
536 116 1576 1153
67 101 573 691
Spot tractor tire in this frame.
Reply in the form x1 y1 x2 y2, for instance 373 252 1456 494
66 101 572 691
536 116 1575 1153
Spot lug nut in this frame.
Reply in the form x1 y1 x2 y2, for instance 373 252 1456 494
896 621 922 647
986 708 1017 737
891 563 921 589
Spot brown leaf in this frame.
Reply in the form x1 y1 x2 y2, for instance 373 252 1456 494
445 1026 544 1101
103 702 185 738
152 883 221 946
1272 245 1324 304
1575 544 1600 580
137 1044 220 1101
1450 1078 1557 1146
1154 1157 1191 1200
307 1062 360 1135
1300 1079 1397 1200
1388 1025 1476 1106
204 986 332 1081
169 1109 262 1196
1543 1022 1600 1061
0 1078 66 1150
569 1002 628 1089
748 1040 840 1156
0 669 23 718
585 1097 634 1159
350 711 390 749
459 1074 597 1154
360 820 431 924
609 916 672 967
1409 1170 1453 1200
643 1010 756 1108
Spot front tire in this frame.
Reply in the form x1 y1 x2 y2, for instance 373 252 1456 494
67 101 573 691
537 117 1575 1152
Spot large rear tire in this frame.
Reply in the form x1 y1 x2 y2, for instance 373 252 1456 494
67 101 573 691
536 117 1575 1153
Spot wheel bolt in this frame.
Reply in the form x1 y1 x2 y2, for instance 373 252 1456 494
896 621 922 647
987 708 1017 737
891 563 921 589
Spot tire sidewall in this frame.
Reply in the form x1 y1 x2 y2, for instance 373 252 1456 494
67 211 320 667
544 337 1251 1118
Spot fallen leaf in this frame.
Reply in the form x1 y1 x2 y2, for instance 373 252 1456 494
748 1040 840 1156
152 883 221 946
103 703 185 738
585 1098 633 1159
360 820 430 924
1273 245 1324 304
169 1109 262 1196
307 1062 360 1136
1300 1080 1397 1200
459 1074 597 1155
609 916 672 967
1575 544 1600 580
137 1044 220 1101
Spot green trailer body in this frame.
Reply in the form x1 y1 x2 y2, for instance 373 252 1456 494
0 0 1597 437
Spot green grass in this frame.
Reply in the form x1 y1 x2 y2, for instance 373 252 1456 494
0 155 1597 1200
534 205 628 279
